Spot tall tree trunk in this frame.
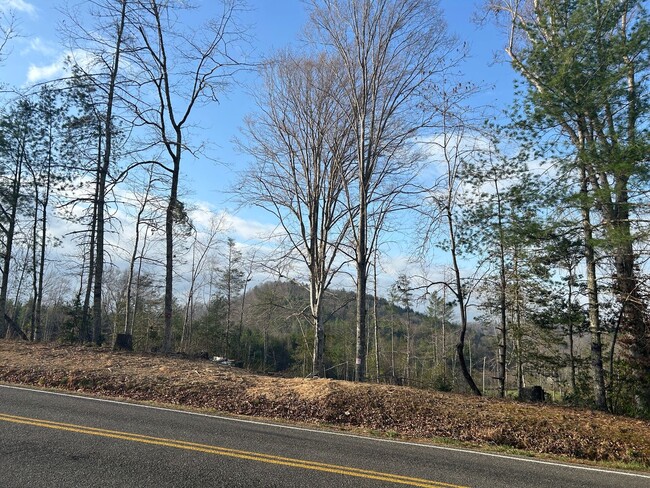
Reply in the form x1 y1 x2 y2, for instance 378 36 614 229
447 205 481 396
34 131 53 342
373 253 380 383
496 182 507 398
130 228 149 339
513 247 525 395
238 258 253 359
355 135 368 382
355 234 368 382
611 198 649 409
405 306 412 385
180 233 197 354
0 139 25 339
581 166 607 410
81 182 98 343
163 147 180 353
30 189 39 340
312 305 324 377
617 9 649 409
124 170 152 335
224 263 232 358
181 291 193 353
310 257 325 376
92 0 127 345
442 286 447 377
14 249 29 337
567 263 577 394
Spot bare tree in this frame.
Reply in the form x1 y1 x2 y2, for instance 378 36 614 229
124 0 245 353
238 51 354 377
420 89 484 396
0 8 18 66
24 86 63 341
122 165 166 337
180 217 223 354
91 0 128 345
0 100 31 339
60 0 130 344
307 0 458 381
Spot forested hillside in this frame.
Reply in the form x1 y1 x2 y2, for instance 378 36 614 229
0 0 648 418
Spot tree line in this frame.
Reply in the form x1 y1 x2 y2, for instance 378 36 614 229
0 0 648 417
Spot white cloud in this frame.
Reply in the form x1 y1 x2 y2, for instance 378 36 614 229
185 202 280 243
198 208 279 242
225 214 281 241
1 0 36 15
26 49 97 84
26 60 61 83
20 37 56 56
187 201 221 232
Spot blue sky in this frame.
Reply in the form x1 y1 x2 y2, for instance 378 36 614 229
2 0 514 206
1 0 517 294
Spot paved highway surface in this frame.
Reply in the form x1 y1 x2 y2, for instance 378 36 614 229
1 384 648 487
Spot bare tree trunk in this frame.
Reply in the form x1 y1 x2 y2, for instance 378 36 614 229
130 228 149 338
495 180 508 398
238 254 254 358
34 125 53 342
181 290 193 353
581 166 607 410
513 247 525 395
405 305 412 385
238 52 351 379
390 321 395 381
180 248 195 353
373 252 380 382
310 230 325 377
311 301 324 377
163 161 179 353
14 249 29 337
442 286 447 377
92 0 127 346
30 189 39 340
355 202 368 382
124 169 153 335
82 182 98 343
0 137 25 339
354 123 368 382
567 264 577 393
447 205 481 396
308 0 457 383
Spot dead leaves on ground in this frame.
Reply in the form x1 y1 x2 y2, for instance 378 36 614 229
1 341 648 467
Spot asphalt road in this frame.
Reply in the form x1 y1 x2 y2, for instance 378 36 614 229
0 384 648 488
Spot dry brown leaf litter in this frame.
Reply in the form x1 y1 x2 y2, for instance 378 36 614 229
1 341 648 467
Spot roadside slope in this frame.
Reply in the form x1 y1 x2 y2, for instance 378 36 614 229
1 340 648 467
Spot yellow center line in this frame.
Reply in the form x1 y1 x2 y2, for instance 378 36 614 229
0 412 467 488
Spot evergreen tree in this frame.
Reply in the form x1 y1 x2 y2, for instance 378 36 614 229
489 0 650 410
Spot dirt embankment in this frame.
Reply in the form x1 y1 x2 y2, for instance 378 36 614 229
1 341 649 468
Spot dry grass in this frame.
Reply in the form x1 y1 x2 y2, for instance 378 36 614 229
1 340 649 468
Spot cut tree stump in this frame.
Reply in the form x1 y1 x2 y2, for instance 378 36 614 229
114 333 133 351
519 386 545 402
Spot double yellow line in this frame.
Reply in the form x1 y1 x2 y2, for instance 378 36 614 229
0 412 467 488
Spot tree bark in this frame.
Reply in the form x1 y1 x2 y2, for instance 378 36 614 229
373 253 380 382
92 0 127 345
162 159 179 353
581 165 607 410
0 138 24 339
355 163 368 381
